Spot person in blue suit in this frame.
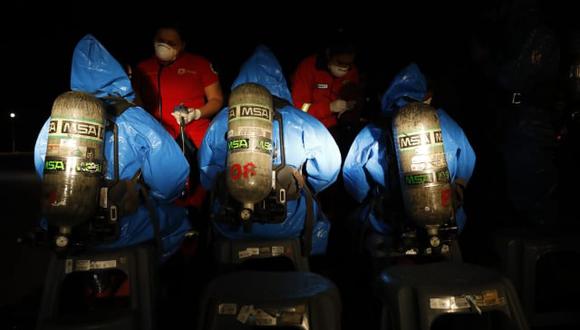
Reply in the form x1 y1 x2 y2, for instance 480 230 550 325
342 63 476 259
34 34 191 261
199 45 341 256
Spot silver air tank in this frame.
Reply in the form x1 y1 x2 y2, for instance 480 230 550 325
42 91 106 246
392 102 453 227
226 83 274 221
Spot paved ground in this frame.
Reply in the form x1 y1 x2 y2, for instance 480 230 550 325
1 152 579 330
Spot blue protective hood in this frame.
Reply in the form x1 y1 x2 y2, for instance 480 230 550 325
32 34 191 259
199 45 343 254
231 45 293 103
380 63 428 115
71 34 135 101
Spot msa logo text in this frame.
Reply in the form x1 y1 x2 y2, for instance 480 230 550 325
398 130 443 149
228 138 249 151
49 120 104 139
229 106 271 120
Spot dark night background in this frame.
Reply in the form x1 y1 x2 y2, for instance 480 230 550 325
2 0 580 329
0 0 577 151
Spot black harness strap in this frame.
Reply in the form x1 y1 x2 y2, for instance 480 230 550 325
102 97 163 260
293 170 314 257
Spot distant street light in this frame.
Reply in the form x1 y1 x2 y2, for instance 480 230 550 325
9 112 16 152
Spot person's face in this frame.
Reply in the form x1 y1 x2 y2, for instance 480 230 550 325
154 28 185 52
153 28 184 62
327 53 355 78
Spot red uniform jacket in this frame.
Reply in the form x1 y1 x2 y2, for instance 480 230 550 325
291 54 359 128
136 52 218 148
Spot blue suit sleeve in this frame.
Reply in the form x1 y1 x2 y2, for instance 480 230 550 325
439 110 476 185
455 132 476 185
301 115 342 193
343 124 388 203
119 108 189 201
199 109 229 190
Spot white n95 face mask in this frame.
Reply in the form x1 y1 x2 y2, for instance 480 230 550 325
329 64 349 78
154 42 177 62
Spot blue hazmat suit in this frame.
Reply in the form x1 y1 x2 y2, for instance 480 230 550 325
199 45 341 255
34 34 191 259
343 63 476 235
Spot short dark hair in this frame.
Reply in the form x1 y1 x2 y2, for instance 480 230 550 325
155 20 187 42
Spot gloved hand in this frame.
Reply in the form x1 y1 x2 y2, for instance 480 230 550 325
330 99 348 115
330 99 356 118
171 108 202 125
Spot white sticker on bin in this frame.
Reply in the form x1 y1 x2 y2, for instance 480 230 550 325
255 308 277 326
69 259 117 272
218 303 237 315
238 247 260 259
237 305 253 323
272 246 285 256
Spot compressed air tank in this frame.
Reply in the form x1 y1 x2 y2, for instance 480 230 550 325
42 91 106 228
226 83 274 219
392 102 453 227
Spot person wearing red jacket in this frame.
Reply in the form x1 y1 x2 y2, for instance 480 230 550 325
134 24 223 210
134 24 223 148
291 39 359 130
